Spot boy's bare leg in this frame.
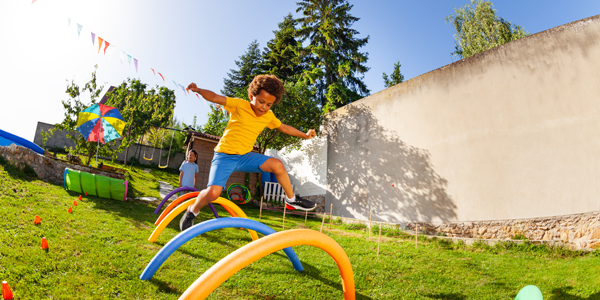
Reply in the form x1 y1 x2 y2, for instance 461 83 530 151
189 185 223 214
261 158 316 211
181 185 223 231
261 158 294 198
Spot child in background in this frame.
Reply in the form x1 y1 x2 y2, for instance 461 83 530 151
179 149 199 194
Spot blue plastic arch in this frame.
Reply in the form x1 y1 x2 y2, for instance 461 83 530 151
140 218 303 280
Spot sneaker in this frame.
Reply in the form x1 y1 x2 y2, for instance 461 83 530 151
179 207 196 231
285 194 317 211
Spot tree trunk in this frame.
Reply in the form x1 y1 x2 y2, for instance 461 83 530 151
123 146 129 167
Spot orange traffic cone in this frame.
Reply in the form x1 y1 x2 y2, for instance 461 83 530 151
78 195 82 201
41 237 49 250
73 201 77 206
68 207 73 213
2 281 14 300
34 215 41 225
85 192 88 196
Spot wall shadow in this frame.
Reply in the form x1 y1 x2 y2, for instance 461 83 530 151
325 104 457 223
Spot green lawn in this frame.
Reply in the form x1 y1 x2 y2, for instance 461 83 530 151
1 156 599 299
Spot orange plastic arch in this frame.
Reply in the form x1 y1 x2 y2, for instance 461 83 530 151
155 192 238 225
155 192 201 225
148 197 258 243
179 229 355 300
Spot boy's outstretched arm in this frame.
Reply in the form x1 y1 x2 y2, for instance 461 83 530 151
187 83 227 106
276 124 316 139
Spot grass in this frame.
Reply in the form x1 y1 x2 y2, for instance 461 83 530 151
1 156 600 299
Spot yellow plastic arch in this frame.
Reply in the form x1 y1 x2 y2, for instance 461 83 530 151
155 192 239 225
148 197 258 243
179 229 355 300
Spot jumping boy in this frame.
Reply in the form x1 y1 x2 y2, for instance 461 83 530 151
181 75 317 231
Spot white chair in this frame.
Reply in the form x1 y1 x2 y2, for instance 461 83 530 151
263 181 294 203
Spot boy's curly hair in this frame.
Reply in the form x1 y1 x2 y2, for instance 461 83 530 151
247 75 284 104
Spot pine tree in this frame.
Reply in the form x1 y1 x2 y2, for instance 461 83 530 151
221 40 264 97
296 0 370 111
382 61 404 88
261 14 305 82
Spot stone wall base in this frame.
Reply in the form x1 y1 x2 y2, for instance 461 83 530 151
405 211 600 251
0 145 124 185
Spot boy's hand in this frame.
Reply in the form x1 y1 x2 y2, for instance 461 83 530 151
187 82 199 92
306 129 316 139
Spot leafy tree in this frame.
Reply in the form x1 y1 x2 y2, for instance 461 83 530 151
221 40 264 97
199 104 229 137
256 81 322 154
295 0 370 111
52 66 112 165
262 14 305 82
382 61 404 88
446 0 530 59
104 78 176 166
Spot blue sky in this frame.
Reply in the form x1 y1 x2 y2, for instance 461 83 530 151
0 0 598 142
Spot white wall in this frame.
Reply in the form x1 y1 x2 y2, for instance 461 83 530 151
265 135 327 196
326 15 600 223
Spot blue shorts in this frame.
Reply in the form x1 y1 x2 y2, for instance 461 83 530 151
207 151 271 188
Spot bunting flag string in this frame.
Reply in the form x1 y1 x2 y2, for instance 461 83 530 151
103 41 110 55
62 14 200 101
119 51 126 64
97 37 104 53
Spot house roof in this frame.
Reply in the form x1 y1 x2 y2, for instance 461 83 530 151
99 86 117 105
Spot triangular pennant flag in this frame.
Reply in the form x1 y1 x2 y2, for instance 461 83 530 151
127 54 132 65
32 0 37 3
97 37 104 53
119 51 126 64
107 45 115 58
178 84 186 94
103 41 110 55
134 58 138 72
67 17 72 27
186 88 190 95
91 32 95 45
151 68 155 75
172 80 177 88
196 94 200 99
77 24 82 37
158 72 165 82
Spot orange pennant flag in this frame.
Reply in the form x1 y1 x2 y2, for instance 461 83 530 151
103 41 110 55
158 72 165 82
151 68 155 75
97 37 104 53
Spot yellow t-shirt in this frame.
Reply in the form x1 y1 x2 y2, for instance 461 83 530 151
215 97 282 155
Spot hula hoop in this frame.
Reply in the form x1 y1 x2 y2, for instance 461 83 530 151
227 183 250 204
